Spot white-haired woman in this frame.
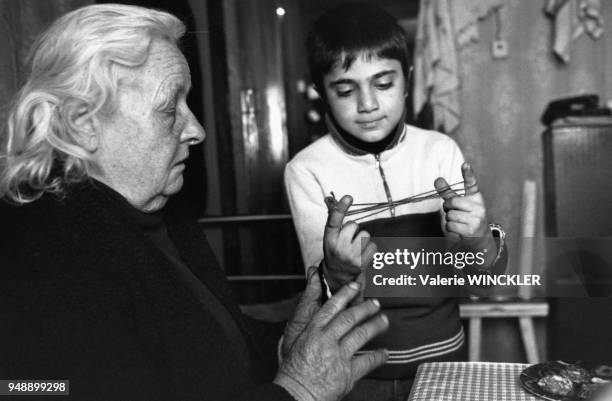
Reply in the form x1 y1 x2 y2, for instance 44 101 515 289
0 4 389 401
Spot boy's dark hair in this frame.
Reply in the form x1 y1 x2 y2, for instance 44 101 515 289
306 2 410 96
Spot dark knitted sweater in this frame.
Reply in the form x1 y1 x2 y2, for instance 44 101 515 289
0 180 292 401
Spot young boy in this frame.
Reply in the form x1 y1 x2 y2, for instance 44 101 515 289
284 3 506 400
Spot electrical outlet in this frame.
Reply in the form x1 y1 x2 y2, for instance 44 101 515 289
492 40 508 59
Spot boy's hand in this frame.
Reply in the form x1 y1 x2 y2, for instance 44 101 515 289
434 162 496 257
322 195 377 292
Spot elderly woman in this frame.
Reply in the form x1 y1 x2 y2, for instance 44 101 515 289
0 5 389 401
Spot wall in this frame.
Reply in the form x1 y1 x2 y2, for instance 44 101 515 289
455 0 612 271
451 0 612 361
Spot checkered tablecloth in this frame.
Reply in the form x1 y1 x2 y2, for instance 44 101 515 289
407 362 541 401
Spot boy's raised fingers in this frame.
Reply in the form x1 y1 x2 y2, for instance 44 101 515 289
461 162 480 195
443 196 479 212
325 195 353 238
338 221 361 245
361 240 378 264
434 177 458 201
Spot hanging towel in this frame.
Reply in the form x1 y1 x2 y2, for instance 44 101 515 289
413 0 460 134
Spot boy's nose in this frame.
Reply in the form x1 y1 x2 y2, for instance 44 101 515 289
357 88 379 113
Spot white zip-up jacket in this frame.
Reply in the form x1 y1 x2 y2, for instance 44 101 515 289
284 122 467 378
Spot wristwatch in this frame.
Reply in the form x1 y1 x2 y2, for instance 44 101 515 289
489 223 506 266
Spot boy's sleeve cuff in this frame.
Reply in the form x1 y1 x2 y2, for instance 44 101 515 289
318 260 333 301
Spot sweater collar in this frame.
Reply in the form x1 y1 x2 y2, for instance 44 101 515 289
326 107 407 156
83 179 166 230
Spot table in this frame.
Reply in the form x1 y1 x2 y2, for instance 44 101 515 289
407 362 540 401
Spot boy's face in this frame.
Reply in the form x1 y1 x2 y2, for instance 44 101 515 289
322 53 406 143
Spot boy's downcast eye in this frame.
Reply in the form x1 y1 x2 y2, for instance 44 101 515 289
334 83 355 97
337 89 353 97
375 81 393 90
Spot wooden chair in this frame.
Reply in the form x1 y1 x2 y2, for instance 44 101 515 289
459 301 549 363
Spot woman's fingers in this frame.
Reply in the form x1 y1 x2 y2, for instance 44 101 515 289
350 349 389 381
325 298 383 339
339 313 389 355
312 281 362 327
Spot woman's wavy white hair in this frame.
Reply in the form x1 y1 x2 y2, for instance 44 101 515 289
0 4 185 203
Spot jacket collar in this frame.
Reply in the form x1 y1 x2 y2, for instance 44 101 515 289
326 107 407 156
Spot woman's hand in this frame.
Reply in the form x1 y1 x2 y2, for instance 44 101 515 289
275 268 388 401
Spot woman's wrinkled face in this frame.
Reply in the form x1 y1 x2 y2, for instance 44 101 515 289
95 39 205 212
323 53 406 143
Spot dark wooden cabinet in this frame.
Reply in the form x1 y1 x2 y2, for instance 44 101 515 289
544 120 612 361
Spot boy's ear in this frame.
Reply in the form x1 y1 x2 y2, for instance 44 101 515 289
70 105 100 152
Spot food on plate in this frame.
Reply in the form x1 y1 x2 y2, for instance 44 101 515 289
537 374 574 396
522 361 612 400
595 365 612 379
563 365 591 383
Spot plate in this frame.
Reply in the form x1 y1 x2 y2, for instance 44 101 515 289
520 361 612 401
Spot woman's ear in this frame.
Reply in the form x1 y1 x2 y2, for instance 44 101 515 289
308 83 323 101
70 105 100 152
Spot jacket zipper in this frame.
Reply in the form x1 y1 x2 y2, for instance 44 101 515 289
374 154 395 217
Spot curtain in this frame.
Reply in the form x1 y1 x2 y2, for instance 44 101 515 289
0 0 91 141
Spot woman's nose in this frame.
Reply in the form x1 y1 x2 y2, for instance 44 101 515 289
182 111 206 145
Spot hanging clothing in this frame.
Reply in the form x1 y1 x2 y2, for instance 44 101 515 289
413 0 508 133
413 0 460 134
451 0 505 49
545 0 604 63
